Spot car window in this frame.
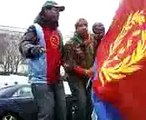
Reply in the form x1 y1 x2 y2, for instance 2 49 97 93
0 86 15 98
12 86 33 97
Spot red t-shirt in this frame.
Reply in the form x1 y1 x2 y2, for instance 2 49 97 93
43 26 62 84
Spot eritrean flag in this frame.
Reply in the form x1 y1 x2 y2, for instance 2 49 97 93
93 0 146 119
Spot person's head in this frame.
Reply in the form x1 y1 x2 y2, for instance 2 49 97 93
34 0 65 29
92 22 105 40
75 18 88 39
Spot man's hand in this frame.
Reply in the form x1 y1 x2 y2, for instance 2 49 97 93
85 68 93 77
30 45 45 56
84 39 92 46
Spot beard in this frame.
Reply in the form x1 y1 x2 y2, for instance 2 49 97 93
42 17 59 29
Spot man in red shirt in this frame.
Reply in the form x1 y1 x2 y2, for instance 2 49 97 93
19 1 66 120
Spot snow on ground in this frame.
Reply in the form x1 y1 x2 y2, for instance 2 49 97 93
0 74 71 95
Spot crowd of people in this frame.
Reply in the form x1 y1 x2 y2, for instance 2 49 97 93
19 1 106 120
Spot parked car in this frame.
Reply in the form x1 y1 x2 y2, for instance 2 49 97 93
0 84 37 120
0 84 77 120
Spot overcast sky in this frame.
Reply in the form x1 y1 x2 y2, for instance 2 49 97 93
0 0 120 36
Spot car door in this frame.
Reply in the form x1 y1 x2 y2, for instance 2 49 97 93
12 86 37 119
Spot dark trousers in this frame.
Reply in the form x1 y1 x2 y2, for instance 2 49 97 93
31 82 66 120
68 74 92 120
86 82 93 120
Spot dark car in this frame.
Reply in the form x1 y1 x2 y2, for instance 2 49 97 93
0 84 77 120
0 84 37 120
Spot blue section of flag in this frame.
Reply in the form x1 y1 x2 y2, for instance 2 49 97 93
92 59 122 120
92 91 122 120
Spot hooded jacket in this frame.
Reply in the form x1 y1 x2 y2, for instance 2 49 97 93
19 23 63 84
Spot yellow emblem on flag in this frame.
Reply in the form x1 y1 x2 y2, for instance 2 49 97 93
99 11 146 85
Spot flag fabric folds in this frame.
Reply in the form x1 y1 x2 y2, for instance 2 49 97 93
92 0 146 119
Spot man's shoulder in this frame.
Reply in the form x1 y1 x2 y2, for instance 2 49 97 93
89 33 96 41
20 25 37 45
23 25 37 36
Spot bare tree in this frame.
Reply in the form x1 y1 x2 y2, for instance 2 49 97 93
0 32 23 73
